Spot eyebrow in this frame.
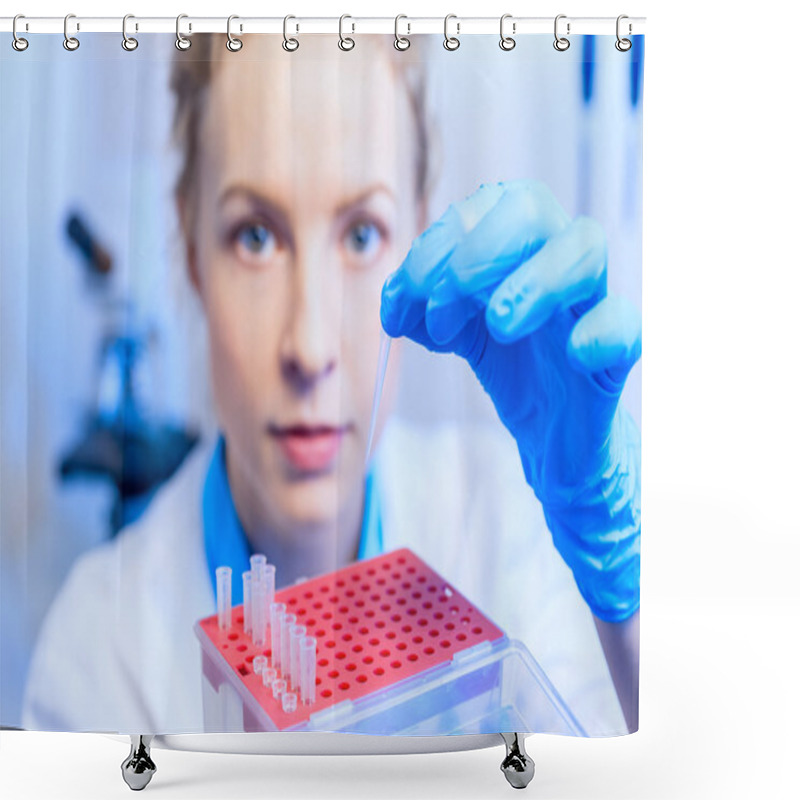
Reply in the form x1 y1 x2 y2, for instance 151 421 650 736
218 182 395 219
333 183 396 215
218 185 290 224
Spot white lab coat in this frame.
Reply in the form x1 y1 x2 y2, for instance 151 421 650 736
21 418 625 736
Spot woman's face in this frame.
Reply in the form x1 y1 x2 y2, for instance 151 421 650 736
187 37 421 537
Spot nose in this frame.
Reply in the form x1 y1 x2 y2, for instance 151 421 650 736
279 260 339 393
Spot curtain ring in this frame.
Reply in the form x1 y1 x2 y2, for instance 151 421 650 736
283 15 299 52
12 14 29 51
394 14 410 51
553 14 570 51
226 15 243 51
443 14 460 51
175 14 191 51
122 14 138 51
615 15 632 52
499 14 515 51
63 13 80 51
339 14 355 51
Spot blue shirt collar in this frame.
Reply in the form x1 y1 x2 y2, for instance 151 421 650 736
203 437 383 604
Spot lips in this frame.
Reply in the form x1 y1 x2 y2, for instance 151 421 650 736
268 424 350 473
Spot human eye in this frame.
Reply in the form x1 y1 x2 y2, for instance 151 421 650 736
343 218 388 262
230 220 278 264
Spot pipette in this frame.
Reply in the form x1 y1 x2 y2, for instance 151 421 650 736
364 328 392 467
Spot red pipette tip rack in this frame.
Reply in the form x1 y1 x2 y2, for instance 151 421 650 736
196 548 505 730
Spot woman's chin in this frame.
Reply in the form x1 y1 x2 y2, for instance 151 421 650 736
274 475 353 530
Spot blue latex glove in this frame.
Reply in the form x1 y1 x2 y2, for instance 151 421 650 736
381 180 641 623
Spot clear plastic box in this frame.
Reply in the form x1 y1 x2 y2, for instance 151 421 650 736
194 548 585 736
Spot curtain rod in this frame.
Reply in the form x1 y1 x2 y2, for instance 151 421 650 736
1 16 646 36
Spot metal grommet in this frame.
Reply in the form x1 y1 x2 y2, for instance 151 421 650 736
553 14 570 51
226 15 243 52
122 14 138 51
175 14 191 51
394 14 410 51
499 13 515 51
339 14 355 51
443 14 460 51
283 15 299 52
12 14 29 51
63 13 80 51
615 15 632 52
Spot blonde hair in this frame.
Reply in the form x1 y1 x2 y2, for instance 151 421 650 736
169 34 437 233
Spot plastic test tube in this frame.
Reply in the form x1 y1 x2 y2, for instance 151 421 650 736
251 573 268 648
250 554 266 595
253 655 268 676
299 635 317 705
281 691 297 714
262 667 277 689
250 553 267 581
289 624 307 691
270 602 286 673
263 564 276 622
243 570 252 636
215 566 232 630
272 678 286 701
280 613 296 681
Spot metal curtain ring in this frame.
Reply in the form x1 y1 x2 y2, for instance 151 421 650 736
283 15 299 52
122 14 138 51
499 13 515 51
339 15 355 51
12 14 29 51
63 13 80 51
443 14 460 51
553 14 570 51
226 15 243 51
616 15 632 51
394 14 410 51
175 14 191 51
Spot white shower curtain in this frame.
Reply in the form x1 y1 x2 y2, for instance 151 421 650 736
1 27 643 738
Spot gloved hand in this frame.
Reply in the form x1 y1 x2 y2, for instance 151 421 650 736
381 180 641 623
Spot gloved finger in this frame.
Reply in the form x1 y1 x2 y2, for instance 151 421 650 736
425 181 571 346
382 182 507 340
390 312 489 364
380 201 465 338
566 294 642 389
485 215 607 344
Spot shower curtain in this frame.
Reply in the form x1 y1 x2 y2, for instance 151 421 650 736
0 27 643 739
